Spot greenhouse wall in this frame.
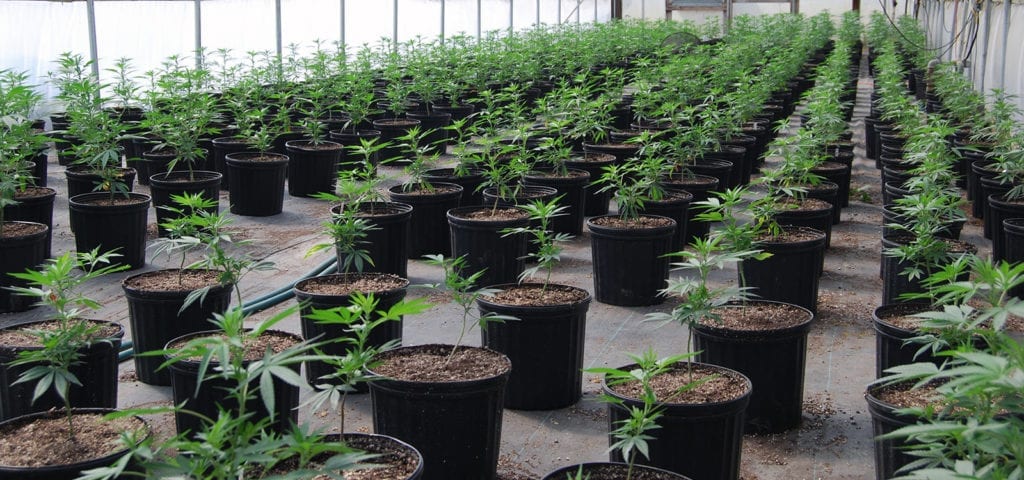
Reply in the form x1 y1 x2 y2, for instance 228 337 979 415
917 0 1024 114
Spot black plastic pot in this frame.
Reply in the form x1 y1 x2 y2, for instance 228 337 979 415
423 168 485 206
865 386 921 480
968 159 996 217
564 152 617 216
406 111 452 155
225 152 289 216
447 206 529 288
741 226 826 313
0 408 145 480
693 301 814 433
3 187 56 258
587 215 676 306
881 204 964 240
334 202 413 278
811 160 852 208
64 166 136 199
210 136 250 189
68 192 150 270
148 170 222 237
773 198 834 248
638 190 693 253
603 362 751 480
121 270 233 386
705 145 746 188
368 344 511 480
328 129 382 173
164 329 302 438
0 320 124 421
880 235 976 305
138 149 185 186
541 463 692 480
0 222 48 313
338 433 425 480
661 174 719 246
802 181 841 225
477 283 591 410
1004 218 1024 299
372 118 421 165
284 140 342 197
980 176 1014 237
522 169 591 236
987 194 1024 261
388 183 464 257
689 159 732 193
582 142 640 164
294 273 408 388
872 303 941 378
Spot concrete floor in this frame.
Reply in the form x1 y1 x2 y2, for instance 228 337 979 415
1 61 990 480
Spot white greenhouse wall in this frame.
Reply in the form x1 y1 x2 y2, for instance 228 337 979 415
918 0 1024 116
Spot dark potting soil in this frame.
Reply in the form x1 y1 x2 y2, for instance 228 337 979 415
778 197 832 211
342 434 420 480
74 195 148 207
567 152 615 163
395 184 462 195
372 344 510 382
0 320 120 348
886 234 977 255
589 215 674 229
706 302 810 331
554 464 682 480
0 221 46 238
290 142 343 152
0 412 145 468
872 382 944 410
123 269 222 292
300 273 408 296
527 169 589 179
608 363 749 404
663 175 717 187
346 205 411 217
453 207 529 221
483 284 588 307
232 153 285 162
881 300 1024 332
755 227 823 243
168 330 298 362
13 186 53 200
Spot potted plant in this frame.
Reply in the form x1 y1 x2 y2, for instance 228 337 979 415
120 193 256 385
367 255 512 480
224 121 289 216
586 348 751 480
285 52 345 198
522 135 592 236
1 249 128 421
587 162 677 306
476 198 592 410
387 125 464 257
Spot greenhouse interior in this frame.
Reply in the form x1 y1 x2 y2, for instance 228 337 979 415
1 0 1023 479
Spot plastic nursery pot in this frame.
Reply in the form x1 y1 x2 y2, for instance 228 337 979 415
541 462 693 480
522 169 591 236
225 152 289 216
294 273 409 389
447 206 530 289
3 186 56 258
773 198 834 248
333 433 424 480
163 329 302 439
333 202 414 278
871 303 945 378
987 194 1024 261
740 226 826 313
67 192 151 270
565 153 616 217
476 283 591 410
0 320 124 421
284 140 342 198
64 166 137 199
693 300 814 433
0 222 48 313
660 174 719 246
367 344 511 480
210 136 251 188
879 235 976 305
0 408 147 480
148 170 222 238
587 215 676 307
865 384 924 480
121 270 233 386
602 362 751 480
388 183 464 257
1004 218 1024 299
423 168 485 207
638 190 693 253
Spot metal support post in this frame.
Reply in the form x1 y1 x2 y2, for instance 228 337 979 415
86 0 100 79
194 0 202 68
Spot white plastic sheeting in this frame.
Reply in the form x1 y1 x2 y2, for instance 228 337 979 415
918 0 1024 115
1 0 608 108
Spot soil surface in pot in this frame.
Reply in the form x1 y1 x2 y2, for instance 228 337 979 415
778 197 832 211
123 269 221 292
73 195 148 207
0 222 46 238
394 184 461 195
755 227 823 243
557 464 683 480
231 153 286 162
706 302 811 330
373 344 510 382
451 208 528 221
872 382 944 410
527 169 589 179
13 186 53 200
879 302 1024 332
290 142 343 151
590 215 674 229
483 284 588 307
344 204 410 217
301 273 408 296
568 153 615 163
342 434 420 480
0 320 120 348
0 412 145 467
168 330 298 362
609 363 748 404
